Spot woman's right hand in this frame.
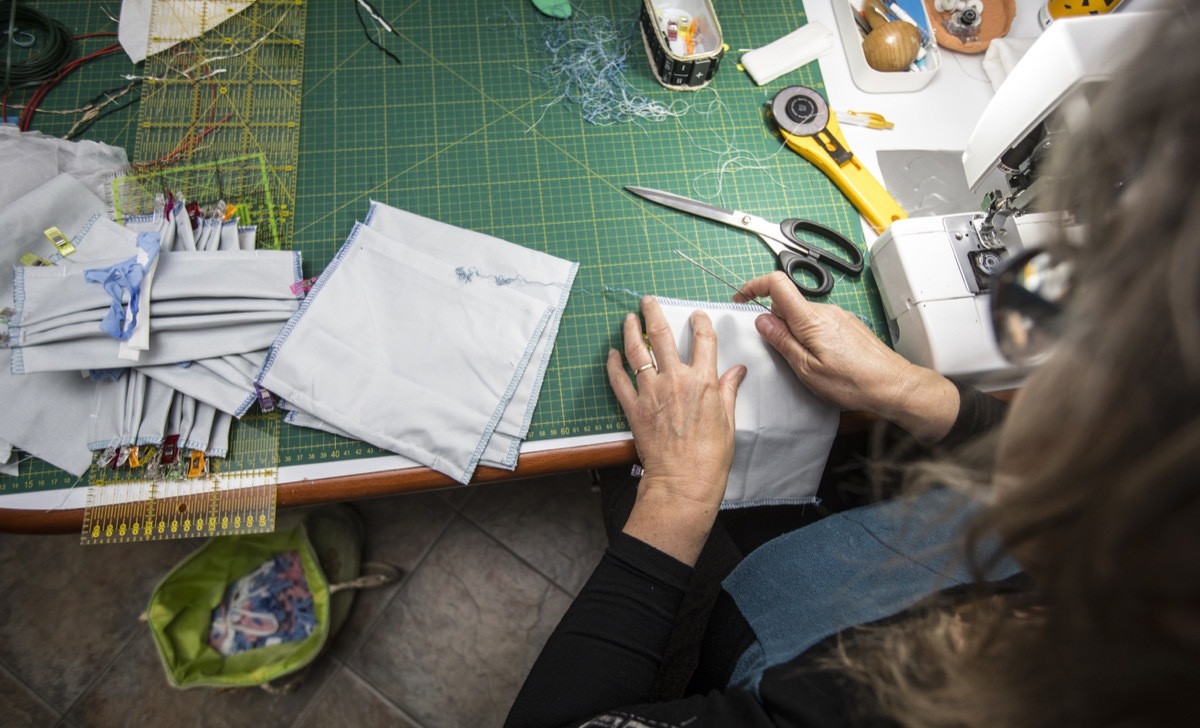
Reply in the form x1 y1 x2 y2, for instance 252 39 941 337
735 272 959 445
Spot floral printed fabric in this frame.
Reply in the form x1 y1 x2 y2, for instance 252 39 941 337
209 550 316 657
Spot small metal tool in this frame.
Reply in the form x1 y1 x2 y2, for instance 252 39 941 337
674 250 771 312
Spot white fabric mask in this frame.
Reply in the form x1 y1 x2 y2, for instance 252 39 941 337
11 249 301 373
0 125 127 209
259 220 573 484
138 348 266 418
656 298 840 508
88 370 174 450
218 220 241 251
362 201 578 469
139 359 254 417
237 225 256 251
89 371 138 451
0 176 110 475
134 374 174 446
206 411 232 457
181 400 217 453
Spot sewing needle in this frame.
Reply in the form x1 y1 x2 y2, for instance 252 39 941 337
673 250 772 313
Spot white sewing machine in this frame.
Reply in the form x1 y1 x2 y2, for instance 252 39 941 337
868 12 1157 388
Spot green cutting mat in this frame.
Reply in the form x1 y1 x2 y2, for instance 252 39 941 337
5 0 888 494
281 0 887 454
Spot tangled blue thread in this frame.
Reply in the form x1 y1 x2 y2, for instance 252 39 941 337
524 13 689 127
573 285 643 299
456 266 559 288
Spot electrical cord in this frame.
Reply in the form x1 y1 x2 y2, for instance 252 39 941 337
353 0 402 66
65 84 141 140
18 41 120 130
1 1 75 89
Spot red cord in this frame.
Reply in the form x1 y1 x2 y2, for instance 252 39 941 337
19 43 122 131
131 46 230 170
133 111 234 169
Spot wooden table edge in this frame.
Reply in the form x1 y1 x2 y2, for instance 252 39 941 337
0 411 885 535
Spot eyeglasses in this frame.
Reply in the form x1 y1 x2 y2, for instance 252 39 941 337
989 248 1074 365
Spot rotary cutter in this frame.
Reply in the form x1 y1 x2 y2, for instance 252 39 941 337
770 86 907 234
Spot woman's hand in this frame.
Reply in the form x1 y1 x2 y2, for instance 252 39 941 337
606 296 746 564
735 272 959 446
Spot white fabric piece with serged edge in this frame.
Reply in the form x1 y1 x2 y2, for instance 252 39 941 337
740 22 835 86
0 176 111 476
118 0 256 63
362 201 578 470
656 297 840 508
259 216 576 484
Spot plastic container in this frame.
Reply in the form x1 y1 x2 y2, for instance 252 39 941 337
639 0 724 90
831 0 941 93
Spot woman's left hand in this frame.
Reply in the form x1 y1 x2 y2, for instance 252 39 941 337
606 297 746 564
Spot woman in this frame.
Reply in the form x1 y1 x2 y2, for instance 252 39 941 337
507 6 1200 726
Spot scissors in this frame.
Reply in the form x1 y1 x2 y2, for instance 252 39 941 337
626 185 864 297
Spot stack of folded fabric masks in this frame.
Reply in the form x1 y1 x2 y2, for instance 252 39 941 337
1 128 302 478
257 201 579 484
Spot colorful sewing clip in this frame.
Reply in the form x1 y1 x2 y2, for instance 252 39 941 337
43 227 76 257
160 435 181 465
289 277 318 296
19 252 53 267
187 450 206 478
255 384 277 412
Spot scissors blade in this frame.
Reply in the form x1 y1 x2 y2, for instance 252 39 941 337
626 184 782 238
625 186 745 226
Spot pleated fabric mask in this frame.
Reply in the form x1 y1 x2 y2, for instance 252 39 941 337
11 247 302 373
0 176 111 475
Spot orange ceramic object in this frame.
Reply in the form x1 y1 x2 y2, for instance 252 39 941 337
924 0 1016 54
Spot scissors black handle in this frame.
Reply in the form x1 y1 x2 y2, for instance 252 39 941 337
775 219 865 297
776 248 835 297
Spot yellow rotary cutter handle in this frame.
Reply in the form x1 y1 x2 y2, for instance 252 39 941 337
770 87 907 234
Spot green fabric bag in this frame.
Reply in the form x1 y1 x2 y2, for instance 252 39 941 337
146 505 366 689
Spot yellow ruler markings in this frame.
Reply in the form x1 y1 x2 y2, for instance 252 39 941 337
133 0 306 250
81 413 281 545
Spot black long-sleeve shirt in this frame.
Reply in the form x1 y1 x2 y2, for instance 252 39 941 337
506 384 1009 728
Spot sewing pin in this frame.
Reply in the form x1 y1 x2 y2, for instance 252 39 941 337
673 250 771 312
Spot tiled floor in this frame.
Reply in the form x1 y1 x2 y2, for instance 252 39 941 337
0 471 609 728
